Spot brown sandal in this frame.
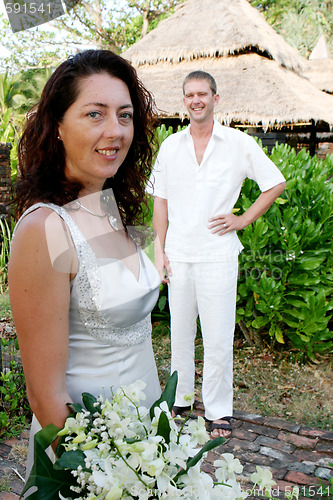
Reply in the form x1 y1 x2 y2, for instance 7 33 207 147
205 416 232 436
172 405 192 417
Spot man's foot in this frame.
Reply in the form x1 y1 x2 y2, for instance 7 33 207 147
205 417 232 438
172 405 192 418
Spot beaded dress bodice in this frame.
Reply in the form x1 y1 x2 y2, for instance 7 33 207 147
16 202 161 347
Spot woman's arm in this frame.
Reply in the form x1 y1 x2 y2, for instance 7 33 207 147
8 208 74 437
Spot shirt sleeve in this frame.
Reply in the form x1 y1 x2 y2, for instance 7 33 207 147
146 141 168 199
244 134 286 192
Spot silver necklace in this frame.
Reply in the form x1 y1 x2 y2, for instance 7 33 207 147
76 200 118 230
76 199 108 218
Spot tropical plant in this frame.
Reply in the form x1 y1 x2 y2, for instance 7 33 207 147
0 218 12 294
250 0 333 57
236 144 333 359
0 343 31 440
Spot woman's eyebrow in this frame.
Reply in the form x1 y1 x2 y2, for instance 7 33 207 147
83 102 134 109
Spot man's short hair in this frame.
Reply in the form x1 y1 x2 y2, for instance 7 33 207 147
182 71 217 95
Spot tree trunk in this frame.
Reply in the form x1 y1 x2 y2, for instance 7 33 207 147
239 320 264 350
140 0 151 38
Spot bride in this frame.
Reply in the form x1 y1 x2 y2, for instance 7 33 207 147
8 49 161 479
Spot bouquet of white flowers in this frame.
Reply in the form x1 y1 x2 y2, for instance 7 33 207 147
22 372 288 499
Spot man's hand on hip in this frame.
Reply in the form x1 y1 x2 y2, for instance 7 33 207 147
208 213 247 235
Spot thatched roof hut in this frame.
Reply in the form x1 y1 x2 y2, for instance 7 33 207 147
124 0 304 72
123 0 333 131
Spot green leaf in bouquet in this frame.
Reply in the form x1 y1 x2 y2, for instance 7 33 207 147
150 370 177 420
70 402 84 414
21 424 76 499
157 409 171 444
54 449 88 472
82 392 101 414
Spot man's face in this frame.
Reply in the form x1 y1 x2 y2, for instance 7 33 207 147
183 79 219 124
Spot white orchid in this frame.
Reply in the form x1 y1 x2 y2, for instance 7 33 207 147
115 379 147 404
186 416 210 445
214 453 243 482
251 465 276 492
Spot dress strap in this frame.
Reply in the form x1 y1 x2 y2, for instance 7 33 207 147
13 202 87 254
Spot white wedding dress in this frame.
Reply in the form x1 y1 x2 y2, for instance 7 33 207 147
16 202 161 479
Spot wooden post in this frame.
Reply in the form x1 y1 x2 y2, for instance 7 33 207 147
309 120 317 157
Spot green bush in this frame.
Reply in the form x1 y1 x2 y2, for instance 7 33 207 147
236 144 332 359
0 218 12 294
0 109 18 183
0 337 31 439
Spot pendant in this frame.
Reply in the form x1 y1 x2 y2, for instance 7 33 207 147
109 215 118 230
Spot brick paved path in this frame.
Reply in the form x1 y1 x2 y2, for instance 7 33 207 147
0 406 332 499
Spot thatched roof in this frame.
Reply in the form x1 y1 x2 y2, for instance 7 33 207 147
124 0 305 72
123 0 333 129
136 55 333 130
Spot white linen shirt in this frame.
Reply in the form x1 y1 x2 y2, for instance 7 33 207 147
149 120 285 262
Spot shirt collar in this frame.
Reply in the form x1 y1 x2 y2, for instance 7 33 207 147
184 119 225 140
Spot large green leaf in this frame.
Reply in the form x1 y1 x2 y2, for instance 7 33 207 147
287 273 320 286
21 425 76 499
156 409 171 444
54 449 87 471
297 255 327 271
150 371 177 420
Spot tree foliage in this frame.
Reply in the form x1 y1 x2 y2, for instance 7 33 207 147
0 1 182 73
249 0 333 57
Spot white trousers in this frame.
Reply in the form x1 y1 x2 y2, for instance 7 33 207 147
168 258 238 421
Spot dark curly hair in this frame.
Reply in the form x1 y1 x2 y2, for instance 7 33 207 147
14 50 157 226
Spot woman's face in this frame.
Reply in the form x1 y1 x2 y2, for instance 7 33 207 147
58 72 134 193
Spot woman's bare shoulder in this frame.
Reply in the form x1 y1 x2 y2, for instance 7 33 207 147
11 206 76 273
14 206 67 236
